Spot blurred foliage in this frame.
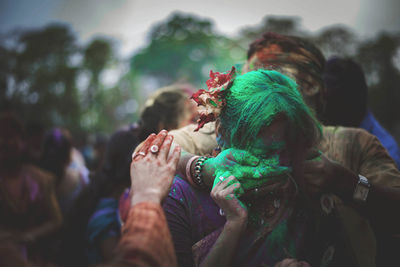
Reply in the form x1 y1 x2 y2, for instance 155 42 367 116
83 38 113 103
239 16 304 42
1 13 399 142
0 24 81 132
0 24 138 136
356 33 400 131
131 12 245 87
313 25 358 58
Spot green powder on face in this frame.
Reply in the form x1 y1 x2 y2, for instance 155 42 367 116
211 147 291 195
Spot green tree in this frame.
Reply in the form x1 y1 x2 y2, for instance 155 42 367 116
2 24 81 132
239 16 305 45
356 32 400 134
83 38 113 104
313 25 358 58
131 12 243 88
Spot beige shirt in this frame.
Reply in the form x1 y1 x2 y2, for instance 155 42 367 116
169 122 217 156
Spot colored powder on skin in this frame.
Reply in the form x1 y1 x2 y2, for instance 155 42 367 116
248 138 285 159
211 150 290 192
209 147 291 197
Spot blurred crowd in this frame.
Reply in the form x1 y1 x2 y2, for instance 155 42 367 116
0 31 399 267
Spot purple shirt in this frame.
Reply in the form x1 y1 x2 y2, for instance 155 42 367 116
162 177 334 267
163 176 225 266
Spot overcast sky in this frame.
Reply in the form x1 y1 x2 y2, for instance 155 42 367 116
1 0 399 57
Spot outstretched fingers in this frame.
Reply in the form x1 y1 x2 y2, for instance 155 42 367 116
158 134 174 161
148 130 168 157
132 133 156 160
167 143 181 168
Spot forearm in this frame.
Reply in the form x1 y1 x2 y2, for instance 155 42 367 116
176 145 196 179
113 202 177 267
176 146 214 190
200 219 246 267
333 167 400 233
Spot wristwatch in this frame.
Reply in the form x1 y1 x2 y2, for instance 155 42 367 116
353 174 371 203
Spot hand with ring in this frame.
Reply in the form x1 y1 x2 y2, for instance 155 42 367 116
210 176 247 224
130 130 181 205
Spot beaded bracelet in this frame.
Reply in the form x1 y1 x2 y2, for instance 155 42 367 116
193 156 208 189
185 156 199 187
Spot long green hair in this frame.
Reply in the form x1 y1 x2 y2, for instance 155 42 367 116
219 69 321 152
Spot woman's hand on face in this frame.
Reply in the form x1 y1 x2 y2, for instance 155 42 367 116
211 176 247 225
130 130 181 206
203 148 262 186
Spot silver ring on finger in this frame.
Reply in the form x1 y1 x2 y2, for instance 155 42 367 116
132 151 146 160
150 145 159 154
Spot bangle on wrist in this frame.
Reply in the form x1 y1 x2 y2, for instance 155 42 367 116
186 156 199 187
193 156 208 189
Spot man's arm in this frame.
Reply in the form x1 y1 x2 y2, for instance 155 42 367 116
303 129 400 234
111 202 176 267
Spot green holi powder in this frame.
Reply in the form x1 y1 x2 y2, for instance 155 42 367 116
210 147 291 198
249 138 285 158
209 99 218 107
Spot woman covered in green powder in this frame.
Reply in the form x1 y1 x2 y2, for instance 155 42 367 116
163 68 336 267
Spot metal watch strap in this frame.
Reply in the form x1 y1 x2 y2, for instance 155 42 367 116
353 174 370 203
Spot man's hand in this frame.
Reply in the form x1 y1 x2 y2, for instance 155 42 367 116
130 130 181 206
302 152 358 200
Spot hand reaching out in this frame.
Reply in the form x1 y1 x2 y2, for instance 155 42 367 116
302 151 357 199
130 130 181 206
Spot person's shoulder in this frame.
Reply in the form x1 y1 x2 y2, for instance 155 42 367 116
170 122 216 136
23 164 56 187
323 125 373 140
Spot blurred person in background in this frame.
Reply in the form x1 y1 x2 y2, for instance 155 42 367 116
137 85 198 142
0 113 62 266
25 122 46 166
118 84 198 223
40 128 90 217
58 127 139 266
323 56 400 168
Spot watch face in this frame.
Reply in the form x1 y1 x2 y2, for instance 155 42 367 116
354 185 369 202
